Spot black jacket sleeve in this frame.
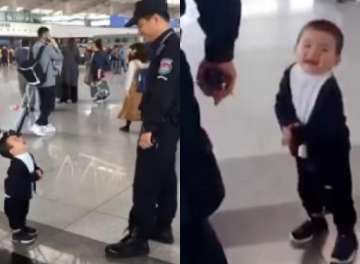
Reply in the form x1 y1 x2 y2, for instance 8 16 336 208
275 68 299 128
142 42 180 133
30 153 43 180
193 0 241 62
34 162 43 181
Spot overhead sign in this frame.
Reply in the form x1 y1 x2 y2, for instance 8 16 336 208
0 22 138 38
0 22 40 37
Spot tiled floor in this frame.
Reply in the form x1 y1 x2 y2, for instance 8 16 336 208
0 213 172 264
182 0 360 263
0 65 179 263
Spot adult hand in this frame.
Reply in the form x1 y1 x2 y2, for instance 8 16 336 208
49 38 58 48
197 59 237 105
139 132 153 149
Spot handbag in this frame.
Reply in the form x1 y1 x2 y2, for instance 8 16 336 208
91 80 110 99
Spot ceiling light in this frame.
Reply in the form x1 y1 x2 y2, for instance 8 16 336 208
0 5 9 11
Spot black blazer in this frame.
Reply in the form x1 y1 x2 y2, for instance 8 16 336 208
275 65 350 161
4 154 42 200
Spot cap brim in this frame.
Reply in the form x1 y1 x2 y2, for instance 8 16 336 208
125 17 137 27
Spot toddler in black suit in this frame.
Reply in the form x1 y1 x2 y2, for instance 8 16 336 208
275 20 357 264
0 130 43 245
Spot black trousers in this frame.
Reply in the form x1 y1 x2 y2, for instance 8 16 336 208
61 83 78 103
4 198 30 230
296 152 357 233
129 123 179 238
181 49 228 264
36 86 56 126
182 216 228 264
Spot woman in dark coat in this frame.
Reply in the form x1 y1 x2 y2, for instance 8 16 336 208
60 39 81 103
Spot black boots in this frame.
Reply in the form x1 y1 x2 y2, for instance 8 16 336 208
150 225 175 244
105 229 149 259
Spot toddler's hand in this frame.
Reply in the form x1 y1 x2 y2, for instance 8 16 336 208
36 169 44 180
282 123 301 156
282 126 292 146
282 123 300 146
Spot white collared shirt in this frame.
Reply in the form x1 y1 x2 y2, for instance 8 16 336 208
15 152 35 173
290 64 332 124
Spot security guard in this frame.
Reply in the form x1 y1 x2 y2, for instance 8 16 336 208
105 0 179 259
181 0 241 264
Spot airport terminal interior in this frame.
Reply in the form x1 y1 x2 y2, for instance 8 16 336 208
0 0 179 264
1 0 360 263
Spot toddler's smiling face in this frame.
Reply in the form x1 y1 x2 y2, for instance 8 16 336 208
296 28 340 75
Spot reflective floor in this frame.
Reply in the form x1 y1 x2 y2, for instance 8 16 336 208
0 66 179 263
182 0 360 263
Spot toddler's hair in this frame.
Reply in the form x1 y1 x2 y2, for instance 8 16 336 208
296 19 344 55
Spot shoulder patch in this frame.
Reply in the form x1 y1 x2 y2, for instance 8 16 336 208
158 58 173 75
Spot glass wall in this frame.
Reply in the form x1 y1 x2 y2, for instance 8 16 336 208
0 10 37 23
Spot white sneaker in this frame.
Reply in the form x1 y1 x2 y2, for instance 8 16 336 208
44 124 56 133
93 97 105 104
30 124 47 137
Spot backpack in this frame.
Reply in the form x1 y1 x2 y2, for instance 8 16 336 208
17 45 47 86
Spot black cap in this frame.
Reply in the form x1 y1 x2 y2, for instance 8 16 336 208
126 0 169 27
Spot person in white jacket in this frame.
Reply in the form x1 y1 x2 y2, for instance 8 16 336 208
118 43 150 132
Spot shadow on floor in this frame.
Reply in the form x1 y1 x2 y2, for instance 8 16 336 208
0 214 172 264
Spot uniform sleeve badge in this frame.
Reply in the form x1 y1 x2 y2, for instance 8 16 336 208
158 58 173 76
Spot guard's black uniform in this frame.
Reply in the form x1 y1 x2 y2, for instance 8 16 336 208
181 0 241 263
129 28 180 239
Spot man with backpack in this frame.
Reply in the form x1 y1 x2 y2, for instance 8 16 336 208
29 27 63 137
